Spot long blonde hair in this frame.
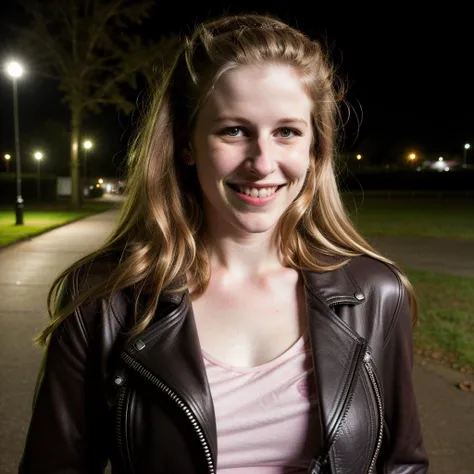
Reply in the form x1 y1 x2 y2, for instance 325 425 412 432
36 13 417 346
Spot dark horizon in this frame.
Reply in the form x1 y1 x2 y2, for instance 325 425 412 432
1 1 473 177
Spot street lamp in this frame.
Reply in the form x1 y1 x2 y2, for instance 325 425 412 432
34 151 43 201
83 139 93 183
5 60 25 225
408 153 417 169
463 143 470 167
4 154 11 173
356 154 362 160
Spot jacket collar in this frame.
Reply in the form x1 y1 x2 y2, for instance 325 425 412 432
302 263 368 454
301 259 366 306
157 255 366 307
124 260 367 467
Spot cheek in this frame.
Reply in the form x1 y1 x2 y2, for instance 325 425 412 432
200 142 241 178
284 161 308 178
281 147 311 178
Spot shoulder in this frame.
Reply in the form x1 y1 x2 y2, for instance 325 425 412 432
62 253 120 296
345 255 411 343
308 253 406 307
40 255 131 392
346 254 405 302
53 254 131 346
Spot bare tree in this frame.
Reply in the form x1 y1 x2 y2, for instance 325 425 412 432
12 0 179 208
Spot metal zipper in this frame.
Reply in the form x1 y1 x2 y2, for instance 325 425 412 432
363 351 384 474
115 382 133 474
308 456 329 474
120 352 215 474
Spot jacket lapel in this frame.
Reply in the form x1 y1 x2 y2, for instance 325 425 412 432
123 291 218 467
302 266 367 454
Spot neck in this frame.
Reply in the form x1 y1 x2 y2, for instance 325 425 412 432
203 225 284 281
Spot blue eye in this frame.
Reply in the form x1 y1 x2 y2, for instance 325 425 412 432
219 126 300 139
278 128 297 138
223 127 243 137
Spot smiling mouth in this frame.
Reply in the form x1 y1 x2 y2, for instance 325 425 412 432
226 183 286 197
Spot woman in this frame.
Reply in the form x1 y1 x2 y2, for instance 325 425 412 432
19 13 429 474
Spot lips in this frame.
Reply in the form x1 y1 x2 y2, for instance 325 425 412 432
225 182 286 207
226 183 286 192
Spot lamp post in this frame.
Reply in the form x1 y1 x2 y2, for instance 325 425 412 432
463 143 470 167
34 151 43 201
83 140 93 182
4 154 11 173
5 60 24 225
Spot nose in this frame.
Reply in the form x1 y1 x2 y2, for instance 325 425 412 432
246 137 277 177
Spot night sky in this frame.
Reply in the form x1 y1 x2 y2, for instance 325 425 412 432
1 1 473 178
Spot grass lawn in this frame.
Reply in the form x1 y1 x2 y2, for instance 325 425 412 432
0 201 118 247
407 269 474 373
344 196 474 240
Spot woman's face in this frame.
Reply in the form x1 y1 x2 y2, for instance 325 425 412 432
191 63 313 236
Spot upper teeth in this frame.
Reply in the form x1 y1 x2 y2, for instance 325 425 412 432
237 186 279 197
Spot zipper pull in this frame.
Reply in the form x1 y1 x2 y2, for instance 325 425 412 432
308 457 327 474
106 371 127 408
113 370 127 387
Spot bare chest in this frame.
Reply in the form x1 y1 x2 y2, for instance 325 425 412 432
191 271 306 368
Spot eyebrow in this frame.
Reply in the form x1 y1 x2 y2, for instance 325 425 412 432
213 116 309 127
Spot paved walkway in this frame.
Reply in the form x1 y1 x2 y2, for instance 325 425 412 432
0 210 473 473
0 210 116 474
368 235 474 278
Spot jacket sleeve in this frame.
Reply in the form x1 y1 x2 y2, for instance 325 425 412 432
378 276 429 473
19 279 109 473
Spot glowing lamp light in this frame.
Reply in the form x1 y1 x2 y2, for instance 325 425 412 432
34 151 43 161
356 154 362 160
6 61 24 78
5 154 11 160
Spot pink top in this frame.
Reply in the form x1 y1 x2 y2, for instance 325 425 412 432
202 330 320 473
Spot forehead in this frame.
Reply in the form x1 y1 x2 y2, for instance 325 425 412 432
198 64 313 124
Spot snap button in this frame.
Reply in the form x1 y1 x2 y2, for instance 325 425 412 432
354 292 365 301
133 339 146 351
114 376 124 386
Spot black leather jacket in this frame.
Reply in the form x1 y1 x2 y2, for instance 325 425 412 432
19 255 429 473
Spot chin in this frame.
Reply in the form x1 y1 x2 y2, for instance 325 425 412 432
231 212 282 235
